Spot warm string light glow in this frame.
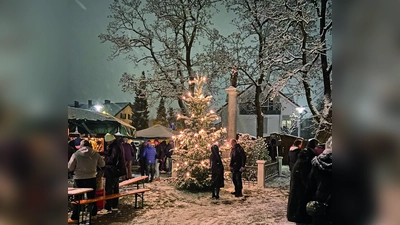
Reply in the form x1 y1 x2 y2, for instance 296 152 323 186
186 172 190 177
184 162 188 165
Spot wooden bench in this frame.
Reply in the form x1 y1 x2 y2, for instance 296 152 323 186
72 176 151 210
72 188 151 209
119 176 148 189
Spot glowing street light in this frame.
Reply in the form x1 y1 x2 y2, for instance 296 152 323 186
295 107 306 137
94 104 103 112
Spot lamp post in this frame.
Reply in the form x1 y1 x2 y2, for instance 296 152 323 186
295 107 305 137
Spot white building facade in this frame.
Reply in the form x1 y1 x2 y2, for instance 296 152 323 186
218 85 300 137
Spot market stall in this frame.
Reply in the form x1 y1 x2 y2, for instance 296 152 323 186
68 107 136 151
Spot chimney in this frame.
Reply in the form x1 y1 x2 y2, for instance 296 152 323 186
74 101 79 108
88 100 93 108
104 100 111 104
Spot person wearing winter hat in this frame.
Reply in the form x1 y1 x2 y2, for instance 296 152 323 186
99 133 126 214
305 137 332 224
288 139 303 172
68 140 105 224
287 138 320 225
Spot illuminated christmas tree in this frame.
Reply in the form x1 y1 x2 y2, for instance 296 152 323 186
172 74 227 191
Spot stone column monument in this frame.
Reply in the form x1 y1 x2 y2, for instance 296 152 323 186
225 86 237 140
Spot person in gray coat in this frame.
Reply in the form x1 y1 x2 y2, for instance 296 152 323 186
68 140 105 224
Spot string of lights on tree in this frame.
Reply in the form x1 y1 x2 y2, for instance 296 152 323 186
172 74 228 191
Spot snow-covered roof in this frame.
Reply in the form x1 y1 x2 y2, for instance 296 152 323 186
136 125 180 139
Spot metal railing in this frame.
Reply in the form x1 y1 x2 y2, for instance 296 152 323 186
265 161 279 181
242 166 258 186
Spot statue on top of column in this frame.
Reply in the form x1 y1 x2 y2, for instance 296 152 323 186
230 65 238 88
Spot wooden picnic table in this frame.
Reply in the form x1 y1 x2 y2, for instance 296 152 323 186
119 176 148 189
68 188 95 225
68 188 94 196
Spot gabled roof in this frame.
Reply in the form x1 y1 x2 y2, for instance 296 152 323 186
216 84 300 113
68 102 132 116
68 106 135 130
103 102 132 116
136 125 180 139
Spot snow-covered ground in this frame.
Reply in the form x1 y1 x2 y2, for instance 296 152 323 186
88 166 292 225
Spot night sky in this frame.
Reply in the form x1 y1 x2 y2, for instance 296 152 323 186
68 0 237 116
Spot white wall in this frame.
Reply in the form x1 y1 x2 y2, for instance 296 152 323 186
237 115 257 137
263 115 281 136
280 98 297 116
219 93 300 137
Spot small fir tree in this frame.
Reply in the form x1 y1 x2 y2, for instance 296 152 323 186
238 134 271 166
173 74 227 191
131 72 150 130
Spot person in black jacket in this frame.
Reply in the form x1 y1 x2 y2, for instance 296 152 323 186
229 139 246 197
306 137 332 225
138 142 148 177
287 138 319 225
210 145 224 199
288 139 303 172
101 133 126 213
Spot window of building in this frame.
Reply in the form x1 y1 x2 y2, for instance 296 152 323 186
128 114 131 119
239 102 255 115
281 115 292 128
120 113 127 119
261 98 281 115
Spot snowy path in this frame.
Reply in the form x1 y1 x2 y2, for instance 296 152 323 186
95 167 292 225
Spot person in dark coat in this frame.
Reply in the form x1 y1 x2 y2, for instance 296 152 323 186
138 142 148 176
165 141 174 174
288 139 303 172
229 139 246 197
158 141 167 172
121 138 135 180
287 138 319 225
210 145 224 199
306 137 332 225
68 141 77 179
101 133 126 213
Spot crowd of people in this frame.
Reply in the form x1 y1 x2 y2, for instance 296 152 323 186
287 137 333 225
138 139 174 182
67 135 176 224
68 133 332 225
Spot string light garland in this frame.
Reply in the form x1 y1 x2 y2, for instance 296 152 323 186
172 74 227 191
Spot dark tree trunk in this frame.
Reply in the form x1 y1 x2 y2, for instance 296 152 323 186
255 85 263 138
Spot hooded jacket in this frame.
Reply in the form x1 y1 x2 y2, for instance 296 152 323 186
68 146 105 179
306 149 332 224
288 146 301 172
287 147 316 223
143 144 157 164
